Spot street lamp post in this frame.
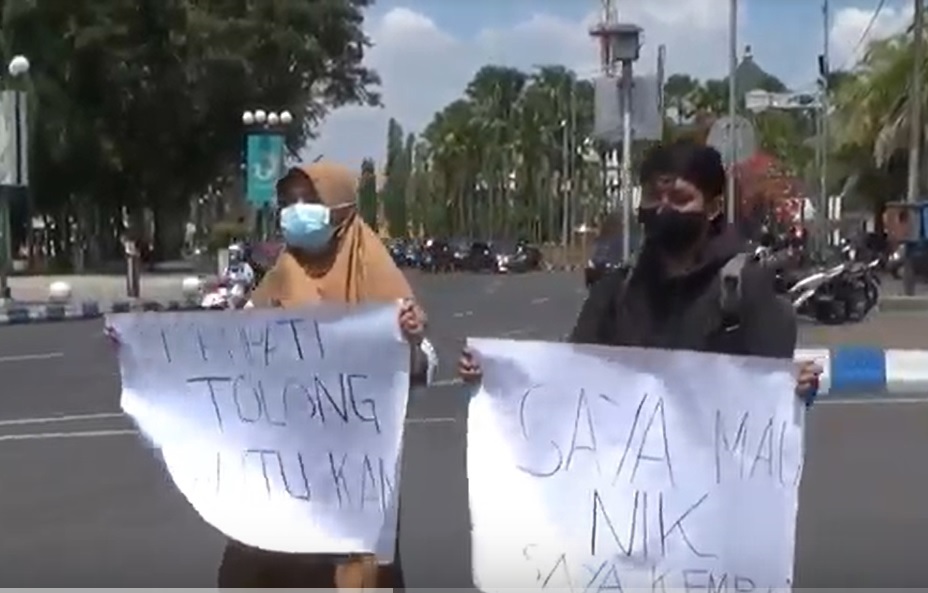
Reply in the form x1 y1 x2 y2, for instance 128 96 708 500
241 108 293 240
590 6 642 262
0 55 30 302
727 0 738 224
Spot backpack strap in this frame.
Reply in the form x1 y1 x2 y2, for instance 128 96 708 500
719 253 748 320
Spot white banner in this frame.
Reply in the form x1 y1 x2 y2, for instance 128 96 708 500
466 339 805 592
108 304 410 558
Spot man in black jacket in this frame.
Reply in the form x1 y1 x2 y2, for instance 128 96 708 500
459 140 820 398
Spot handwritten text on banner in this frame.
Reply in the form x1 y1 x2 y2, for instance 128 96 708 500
108 304 409 557
466 339 805 593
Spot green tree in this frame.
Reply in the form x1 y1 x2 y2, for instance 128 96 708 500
2 0 381 266
418 65 598 241
399 132 415 233
421 99 480 235
831 32 915 222
359 158 378 229
383 118 406 237
466 65 527 238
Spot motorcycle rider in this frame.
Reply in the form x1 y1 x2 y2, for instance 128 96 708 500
224 242 255 282
458 139 821 400
212 242 255 307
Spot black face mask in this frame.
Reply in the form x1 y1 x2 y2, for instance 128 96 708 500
638 207 706 255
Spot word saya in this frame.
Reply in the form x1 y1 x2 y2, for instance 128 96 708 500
517 387 802 489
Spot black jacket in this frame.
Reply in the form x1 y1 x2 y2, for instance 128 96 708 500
569 226 796 359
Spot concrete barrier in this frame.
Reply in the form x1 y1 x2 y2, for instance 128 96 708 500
181 276 203 301
47 281 72 302
796 346 928 396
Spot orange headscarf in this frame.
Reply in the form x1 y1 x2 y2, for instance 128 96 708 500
250 161 413 308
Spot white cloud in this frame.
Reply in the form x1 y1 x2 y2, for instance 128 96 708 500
829 3 911 71
306 1 734 168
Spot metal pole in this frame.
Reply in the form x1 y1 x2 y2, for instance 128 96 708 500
726 0 738 224
904 0 924 295
820 0 830 254
813 107 823 255
568 81 578 247
621 60 634 261
600 0 620 218
657 45 666 141
0 191 9 300
561 84 573 248
560 120 568 248
125 239 140 299
0 90 25 301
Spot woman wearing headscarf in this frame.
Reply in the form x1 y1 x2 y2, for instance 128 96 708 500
218 161 433 589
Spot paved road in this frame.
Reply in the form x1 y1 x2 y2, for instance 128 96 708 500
1 271 928 586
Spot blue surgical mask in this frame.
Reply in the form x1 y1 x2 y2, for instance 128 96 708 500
280 203 335 251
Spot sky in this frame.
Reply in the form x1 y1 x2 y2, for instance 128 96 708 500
305 0 914 167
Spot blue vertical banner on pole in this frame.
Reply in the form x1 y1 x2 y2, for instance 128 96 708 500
245 133 285 207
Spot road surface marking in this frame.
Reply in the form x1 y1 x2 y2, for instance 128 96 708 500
0 417 456 442
452 310 474 318
530 297 550 305
3 395 917 432
0 352 64 363
0 412 124 427
500 328 532 338
484 279 503 295
0 429 137 442
818 396 928 405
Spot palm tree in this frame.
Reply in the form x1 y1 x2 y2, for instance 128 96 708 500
422 99 482 235
834 33 916 166
465 65 526 237
417 64 597 241
831 30 918 223
519 66 575 241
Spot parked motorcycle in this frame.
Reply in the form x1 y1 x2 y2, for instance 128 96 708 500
846 258 881 317
789 260 879 324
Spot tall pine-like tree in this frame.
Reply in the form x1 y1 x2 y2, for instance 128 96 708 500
383 118 406 237
359 158 378 229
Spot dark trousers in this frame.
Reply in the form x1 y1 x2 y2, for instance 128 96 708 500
217 533 405 589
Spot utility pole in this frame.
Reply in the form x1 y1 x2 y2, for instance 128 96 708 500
561 82 576 249
819 0 830 257
0 56 31 302
591 0 641 261
726 0 738 223
904 0 924 296
598 0 620 222
620 61 634 260
657 45 666 141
